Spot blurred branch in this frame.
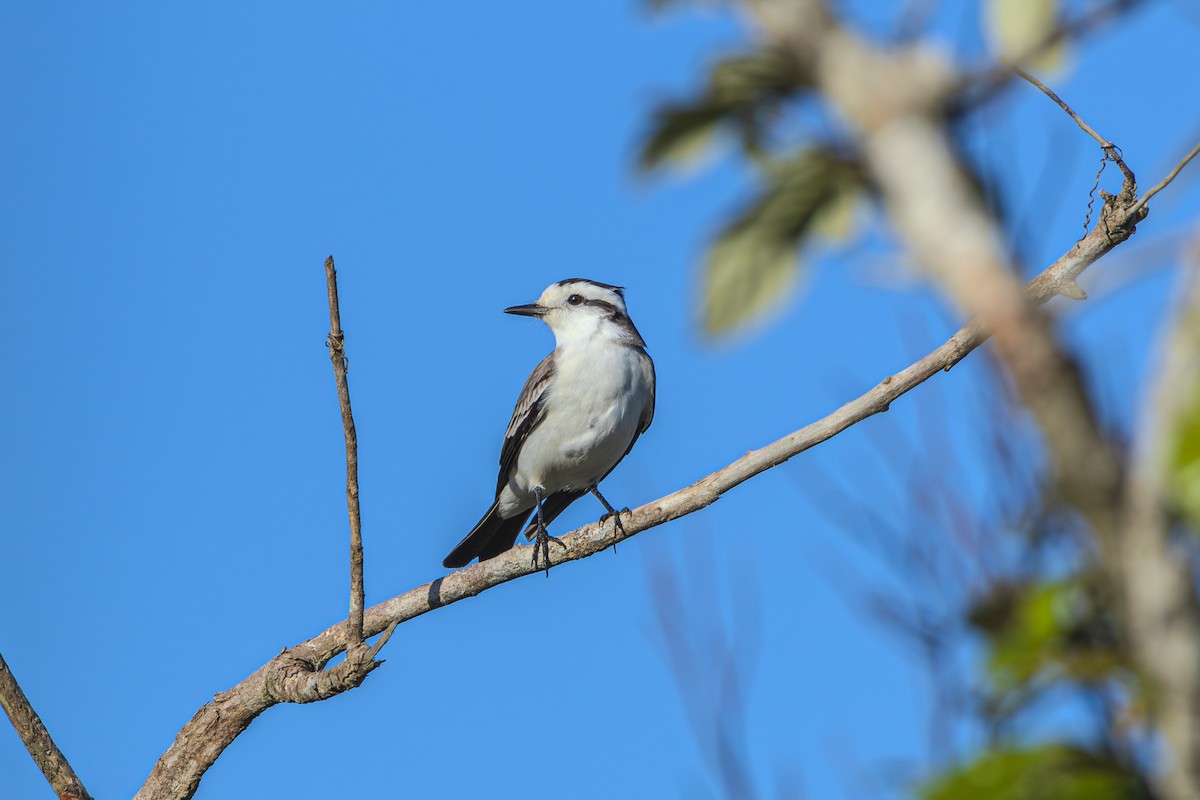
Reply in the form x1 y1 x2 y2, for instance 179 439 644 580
1120 266 1200 800
0 650 94 800
648 537 764 799
743 2 1200 798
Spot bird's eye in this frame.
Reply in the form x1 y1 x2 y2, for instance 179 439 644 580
567 294 583 306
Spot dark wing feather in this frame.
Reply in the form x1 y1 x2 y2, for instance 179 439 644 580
635 347 656 437
496 353 555 497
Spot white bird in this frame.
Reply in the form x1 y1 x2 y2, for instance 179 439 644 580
443 279 656 571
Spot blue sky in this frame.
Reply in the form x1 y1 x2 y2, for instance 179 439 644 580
2 2 1198 799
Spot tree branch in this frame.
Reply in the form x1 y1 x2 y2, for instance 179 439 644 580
324 256 365 650
133 211 1131 800
1131 139 1200 217
0 650 94 800
1010 64 1135 185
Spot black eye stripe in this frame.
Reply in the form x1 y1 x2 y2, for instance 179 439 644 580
582 298 620 315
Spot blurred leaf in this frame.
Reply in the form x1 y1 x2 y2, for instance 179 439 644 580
921 745 1144 800
968 580 1024 635
984 0 1069 74
1170 376 1200 530
707 48 802 106
640 104 730 171
639 48 806 171
700 148 861 336
808 181 862 243
987 580 1062 689
975 578 1126 706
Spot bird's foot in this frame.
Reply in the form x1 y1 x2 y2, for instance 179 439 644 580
600 507 631 553
531 525 567 576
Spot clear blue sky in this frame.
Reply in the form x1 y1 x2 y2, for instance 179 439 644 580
3 2 1198 798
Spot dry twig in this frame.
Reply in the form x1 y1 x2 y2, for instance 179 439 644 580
324 255 366 650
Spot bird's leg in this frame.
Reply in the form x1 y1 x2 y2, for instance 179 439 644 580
590 487 630 549
530 486 566 576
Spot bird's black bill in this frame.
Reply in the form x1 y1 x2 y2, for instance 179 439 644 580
504 303 547 317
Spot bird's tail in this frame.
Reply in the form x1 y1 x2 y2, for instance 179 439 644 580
442 502 531 569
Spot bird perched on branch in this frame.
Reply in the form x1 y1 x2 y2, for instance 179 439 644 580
442 279 655 573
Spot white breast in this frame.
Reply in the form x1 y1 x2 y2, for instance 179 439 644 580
507 342 649 503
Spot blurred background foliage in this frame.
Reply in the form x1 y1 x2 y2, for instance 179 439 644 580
638 0 1200 797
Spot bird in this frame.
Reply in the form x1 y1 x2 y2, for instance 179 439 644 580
442 278 655 572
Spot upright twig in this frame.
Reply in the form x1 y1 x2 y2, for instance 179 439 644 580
0 651 94 800
324 256 364 650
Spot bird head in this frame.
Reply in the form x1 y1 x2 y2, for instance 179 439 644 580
504 279 642 347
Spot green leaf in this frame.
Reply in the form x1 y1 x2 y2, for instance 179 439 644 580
639 104 729 171
706 48 801 106
638 48 806 172
986 581 1064 690
700 148 861 336
985 0 1070 74
808 180 861 244
701 222 801 337
921 745 1143 800
972 578 1126 713
1170 376 1200 530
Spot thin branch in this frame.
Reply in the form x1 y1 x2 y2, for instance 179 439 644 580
0 651 94 800
1131 140 1200 217
1010 64 1135 185
134 209 1134 800
324 256 365 650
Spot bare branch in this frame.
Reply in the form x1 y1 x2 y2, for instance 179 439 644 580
0 651 94 800
1010 64 1135 185
1132 140 1200 217
324 255 365 650
134 213 1130 800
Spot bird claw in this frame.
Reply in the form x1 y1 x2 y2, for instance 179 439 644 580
600 507 628 535
530 526 566 576
599 506 632 554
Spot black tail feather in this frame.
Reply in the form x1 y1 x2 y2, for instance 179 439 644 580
442 502 531 569
442 489 589 569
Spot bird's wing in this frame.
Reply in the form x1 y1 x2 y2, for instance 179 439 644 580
496 352 555 498
636 347 656 435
